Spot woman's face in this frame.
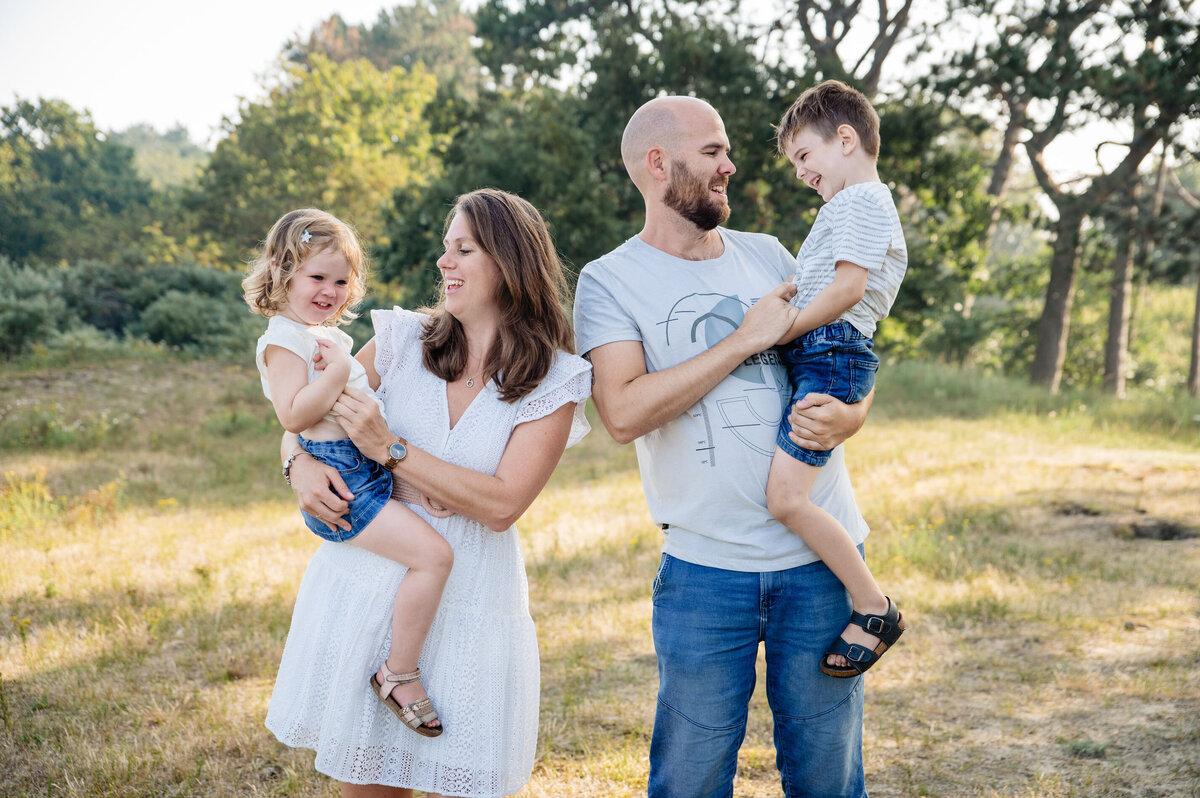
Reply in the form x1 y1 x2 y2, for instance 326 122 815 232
437 212 503 323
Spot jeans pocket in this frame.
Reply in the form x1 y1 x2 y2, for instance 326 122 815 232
651 553 673 602
846 357 879 403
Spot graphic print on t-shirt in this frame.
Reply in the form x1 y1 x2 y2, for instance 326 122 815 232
660 292 788 465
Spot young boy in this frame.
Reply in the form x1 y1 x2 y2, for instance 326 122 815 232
766 80 908 677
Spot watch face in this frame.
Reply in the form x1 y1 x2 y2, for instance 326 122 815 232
389 441 407 461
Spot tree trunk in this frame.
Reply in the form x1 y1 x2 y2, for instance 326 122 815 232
963 100 1028 320
1129 146 1169 350
1102 190 1138 396
1190 272 1200 398
1031 205 1085 392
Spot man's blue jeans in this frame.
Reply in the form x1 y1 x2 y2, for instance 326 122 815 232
648 552 867 798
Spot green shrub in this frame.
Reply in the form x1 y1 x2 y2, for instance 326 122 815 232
140 290 242 350
0 257 67 358
58 259 143 333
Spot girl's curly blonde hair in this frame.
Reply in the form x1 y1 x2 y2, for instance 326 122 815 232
242 208 367 326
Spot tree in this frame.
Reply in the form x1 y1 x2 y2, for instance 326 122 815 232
1166 167 1200 396
188 55 443 262
377 88 628 305
111 124 208 190
943 0 1200 391
287 0 482 96
474 1 809 232
0 98 153 263
760 0 922 95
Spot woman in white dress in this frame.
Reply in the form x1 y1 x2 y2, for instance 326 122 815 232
268 188 592 798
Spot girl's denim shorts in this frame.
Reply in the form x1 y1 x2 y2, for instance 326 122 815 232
777 320 879 467
297 436 393 542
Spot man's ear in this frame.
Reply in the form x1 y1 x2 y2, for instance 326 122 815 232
836 124 859 156
647 146 668 181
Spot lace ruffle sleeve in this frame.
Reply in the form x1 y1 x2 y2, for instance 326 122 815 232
514 351 593 448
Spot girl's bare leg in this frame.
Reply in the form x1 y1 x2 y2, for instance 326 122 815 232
766 447 889 667
349 501 454 721
341 784 413 798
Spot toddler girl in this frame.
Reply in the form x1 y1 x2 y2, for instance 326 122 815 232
243 209 451 737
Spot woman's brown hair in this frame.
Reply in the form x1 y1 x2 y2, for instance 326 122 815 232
421 188 574 403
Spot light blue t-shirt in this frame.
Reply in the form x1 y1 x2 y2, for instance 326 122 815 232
574 228 869 572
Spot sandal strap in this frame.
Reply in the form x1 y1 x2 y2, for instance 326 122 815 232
380 663 422 684
400 697 439 727
846 597 906 646
823 637 878 676
375 664 421 699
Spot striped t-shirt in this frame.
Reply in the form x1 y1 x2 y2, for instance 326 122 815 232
791 181 907 338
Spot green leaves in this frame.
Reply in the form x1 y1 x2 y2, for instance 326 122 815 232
0 99 153 264
188 55 444 264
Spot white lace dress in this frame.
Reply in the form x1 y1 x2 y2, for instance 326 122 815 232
266 308 591 797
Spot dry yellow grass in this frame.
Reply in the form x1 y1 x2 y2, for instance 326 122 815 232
1 361 1198 797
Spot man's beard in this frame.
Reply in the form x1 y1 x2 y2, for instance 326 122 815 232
663 160 730 231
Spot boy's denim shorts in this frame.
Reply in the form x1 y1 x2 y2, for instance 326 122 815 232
297 436 393 543
776 320 878 467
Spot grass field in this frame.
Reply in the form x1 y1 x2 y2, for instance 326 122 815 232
1 359 1199 797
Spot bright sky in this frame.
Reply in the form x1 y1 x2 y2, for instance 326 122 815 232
0 0 393 145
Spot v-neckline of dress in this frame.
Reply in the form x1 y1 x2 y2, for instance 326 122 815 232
444 377 490 433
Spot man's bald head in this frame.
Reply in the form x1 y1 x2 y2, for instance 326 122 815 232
621 96 721 189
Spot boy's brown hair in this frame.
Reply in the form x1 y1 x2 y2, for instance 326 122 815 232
776 80 881 161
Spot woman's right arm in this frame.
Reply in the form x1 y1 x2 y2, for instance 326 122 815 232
281 431 354 533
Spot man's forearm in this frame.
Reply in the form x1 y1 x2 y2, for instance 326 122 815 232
596 330 767 443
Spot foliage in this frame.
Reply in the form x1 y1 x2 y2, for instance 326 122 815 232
936 0 1200 390
139 290 255 353
0 98 153 264
111 123 209 190
0 255 258 363
187 54 444 263
0 257 67 358
2 1 1197 390
287 0 482 96
377 88 629 305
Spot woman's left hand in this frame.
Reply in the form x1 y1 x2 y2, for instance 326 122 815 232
332 387 394 463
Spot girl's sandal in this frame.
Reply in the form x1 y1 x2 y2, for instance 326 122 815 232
370 664 444 738
820 596 906 678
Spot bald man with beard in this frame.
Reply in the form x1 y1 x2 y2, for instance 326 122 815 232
573 96 874 797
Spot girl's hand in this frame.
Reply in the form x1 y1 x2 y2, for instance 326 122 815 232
290 452 354 533
331 387 394 463
315 338 350 369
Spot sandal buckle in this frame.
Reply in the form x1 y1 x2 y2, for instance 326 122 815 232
864 617 887 634
844 645 869 662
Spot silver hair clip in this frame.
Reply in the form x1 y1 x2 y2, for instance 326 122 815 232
301 228 312 243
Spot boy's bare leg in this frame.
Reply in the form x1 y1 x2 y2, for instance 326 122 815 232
350 501 454 721
766 447 889 668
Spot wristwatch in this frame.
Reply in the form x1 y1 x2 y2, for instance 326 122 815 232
383 438 408 471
